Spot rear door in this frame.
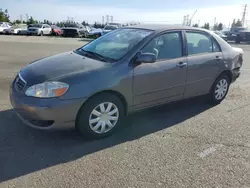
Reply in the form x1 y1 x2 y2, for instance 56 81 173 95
184 30 223 98
133 31 188 109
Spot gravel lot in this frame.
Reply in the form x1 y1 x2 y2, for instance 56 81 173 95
0 35 250 188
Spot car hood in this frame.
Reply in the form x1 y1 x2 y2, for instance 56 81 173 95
20 51 107 85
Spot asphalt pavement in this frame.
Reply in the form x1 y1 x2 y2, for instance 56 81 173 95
0 36 250 188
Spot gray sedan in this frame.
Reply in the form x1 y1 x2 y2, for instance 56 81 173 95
10 25 243 139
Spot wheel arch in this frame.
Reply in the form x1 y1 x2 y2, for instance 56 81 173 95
210 70 232 92
76 90 128 123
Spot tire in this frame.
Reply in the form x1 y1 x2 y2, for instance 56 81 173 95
76 93 125 139
235 36 240 44
95 34 100 39
17 31 21 35
209 74 230 104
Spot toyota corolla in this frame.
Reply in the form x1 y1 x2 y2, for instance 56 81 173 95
10 25 243 139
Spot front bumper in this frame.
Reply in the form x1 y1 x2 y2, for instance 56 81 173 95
27 30 39 35
10 85 86 130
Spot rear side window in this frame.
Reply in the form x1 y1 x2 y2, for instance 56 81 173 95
186 32 222 55
186 32 213 55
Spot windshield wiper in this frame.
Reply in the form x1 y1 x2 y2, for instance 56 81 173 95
79 49 115 62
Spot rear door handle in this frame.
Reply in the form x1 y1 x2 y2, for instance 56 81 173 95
215 56 222 61
176 62 187 68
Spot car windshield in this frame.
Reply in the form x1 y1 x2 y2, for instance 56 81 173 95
31 24 42 28
77 28 153 62
104 25 117 30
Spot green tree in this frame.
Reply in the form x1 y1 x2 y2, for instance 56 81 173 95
14 20 21 24
235 19 242 27
192 23 199 27
27 16 36 25
202 23 210 30
231 19 236 28
217 23 223 30
4 9 10 22
0 8 10 22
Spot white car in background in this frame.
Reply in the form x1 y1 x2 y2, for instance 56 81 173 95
0 22 12 33
27 24 52 36
3 24 28 35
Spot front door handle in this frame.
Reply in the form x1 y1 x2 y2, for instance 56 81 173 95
215 56 222 61
176 62 187 68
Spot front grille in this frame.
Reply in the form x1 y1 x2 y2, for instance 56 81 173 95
15 74 26 91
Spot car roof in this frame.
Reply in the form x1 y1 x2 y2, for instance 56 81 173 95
125 24 207 32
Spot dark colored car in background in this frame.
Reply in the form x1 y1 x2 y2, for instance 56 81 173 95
51 25 63 36
10 25 243 139
226 27 250 43
214 31 228 41
62 23 88 38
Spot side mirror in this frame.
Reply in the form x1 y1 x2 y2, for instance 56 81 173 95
135 53 156 64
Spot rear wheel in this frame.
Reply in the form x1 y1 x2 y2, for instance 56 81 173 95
209 74 230 104
76 93 125 139
235 35 241 44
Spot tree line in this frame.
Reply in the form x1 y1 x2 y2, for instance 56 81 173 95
192 18 243 31
0 8 244 30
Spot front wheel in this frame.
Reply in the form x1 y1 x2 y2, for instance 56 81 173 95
209 74 230 104
76 93 125 139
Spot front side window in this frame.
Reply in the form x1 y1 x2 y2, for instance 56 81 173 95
79 29 153 61
186 32 213 55
142 32 183 60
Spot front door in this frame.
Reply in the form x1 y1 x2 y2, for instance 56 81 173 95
184 31 223 98
133 31 187 109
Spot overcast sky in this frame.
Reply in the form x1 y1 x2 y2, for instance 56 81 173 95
2 0 249 26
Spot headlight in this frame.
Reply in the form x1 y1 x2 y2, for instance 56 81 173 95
25 82 69 98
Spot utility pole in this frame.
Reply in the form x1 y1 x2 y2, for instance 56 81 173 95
186 15 189 26
25 13 29 22
110 15 113 23
106 15 109 24
241 4 247 27
214 17 217 30
182 15 187 26
102 16 105 25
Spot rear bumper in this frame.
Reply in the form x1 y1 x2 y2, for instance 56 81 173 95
10 85 86 130
232 69 241 82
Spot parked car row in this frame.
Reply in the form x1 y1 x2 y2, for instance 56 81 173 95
213 27 250 44
0 22 121 38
